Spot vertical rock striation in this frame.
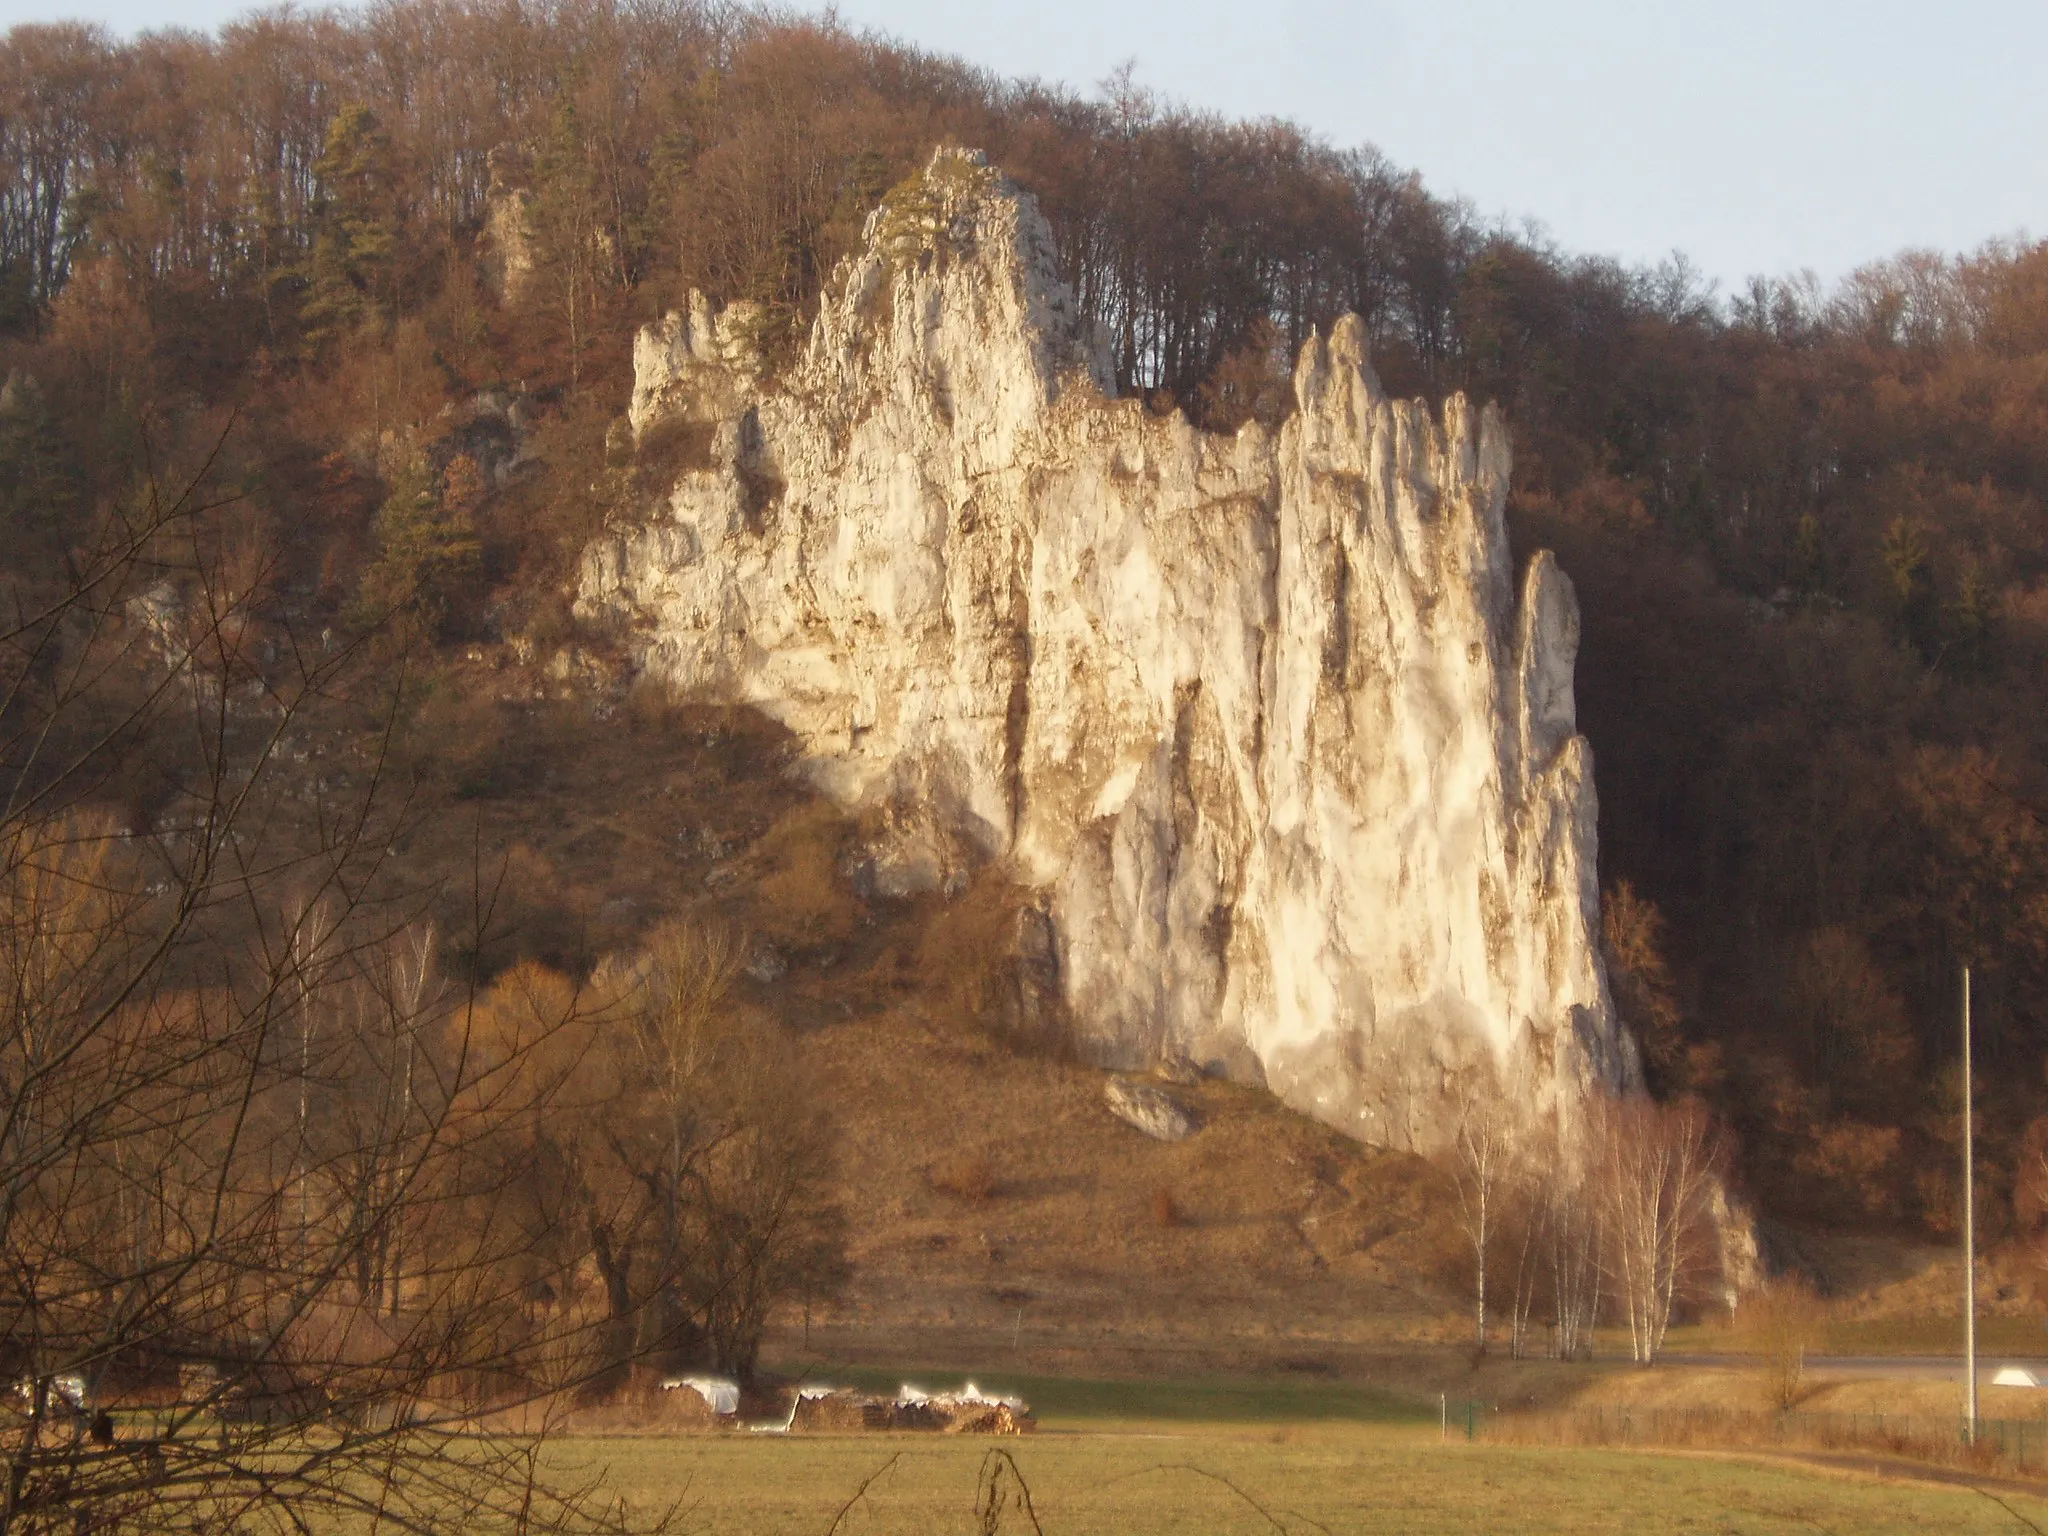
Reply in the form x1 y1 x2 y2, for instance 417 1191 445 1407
579 148 1638 1147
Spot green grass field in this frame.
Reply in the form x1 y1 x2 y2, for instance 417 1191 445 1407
1657 1313 2048 1358
553 1424 2048 1535
1821 1315 2048 1356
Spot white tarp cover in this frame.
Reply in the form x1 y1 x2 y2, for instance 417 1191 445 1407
663 1375 740 1414
1993 1366 2041 1388
12 1374 87 1409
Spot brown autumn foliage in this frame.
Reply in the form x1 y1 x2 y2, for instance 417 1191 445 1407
0 412 851 1533
0 1 2044 1242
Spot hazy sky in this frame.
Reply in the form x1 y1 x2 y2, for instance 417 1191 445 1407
5 0 2042 292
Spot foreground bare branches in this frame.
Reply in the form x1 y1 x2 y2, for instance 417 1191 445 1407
0 463 841 1533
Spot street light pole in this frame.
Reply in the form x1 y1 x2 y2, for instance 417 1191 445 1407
1963 963 1978 1442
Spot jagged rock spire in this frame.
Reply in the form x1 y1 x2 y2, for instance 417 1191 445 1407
581 148 1638 1148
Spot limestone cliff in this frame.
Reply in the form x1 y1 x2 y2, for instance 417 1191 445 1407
579 148 1638 1148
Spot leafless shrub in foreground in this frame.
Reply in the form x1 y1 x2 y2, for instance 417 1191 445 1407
0 457 685 1534
1738 1277 1828 1409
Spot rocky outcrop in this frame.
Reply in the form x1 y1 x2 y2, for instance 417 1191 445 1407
1104 1078 1197 1142
483 147 537 304
579 148 1638 1148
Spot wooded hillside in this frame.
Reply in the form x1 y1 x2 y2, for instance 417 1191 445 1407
4 1 2046 1241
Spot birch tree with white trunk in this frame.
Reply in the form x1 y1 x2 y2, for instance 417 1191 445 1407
1595 1095 1724 1364
1446 1071 1519 1354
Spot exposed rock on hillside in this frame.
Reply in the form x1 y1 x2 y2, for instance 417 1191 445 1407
579 147 1637 1148
1104 1078 1198 1143
482 147 537 305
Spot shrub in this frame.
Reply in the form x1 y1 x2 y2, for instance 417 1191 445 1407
1150 1186 1183 1228
916 871 1069 1056
625 671 678 732
405 680 517 799
747 801 858 947
1737 1278 1827 1410
928 1150 998 1203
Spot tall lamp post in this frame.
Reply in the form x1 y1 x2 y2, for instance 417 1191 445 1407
1963 964 1978 1442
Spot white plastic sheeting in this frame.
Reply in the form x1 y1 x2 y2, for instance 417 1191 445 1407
661 1374 740 1415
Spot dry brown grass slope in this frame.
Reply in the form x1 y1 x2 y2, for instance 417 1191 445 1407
786 1004 1467 1372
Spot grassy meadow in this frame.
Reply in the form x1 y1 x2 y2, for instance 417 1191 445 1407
552 1422 2048 1535
524 1372 2048 1535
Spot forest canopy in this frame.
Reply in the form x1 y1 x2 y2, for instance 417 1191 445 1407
2 0 2047 1241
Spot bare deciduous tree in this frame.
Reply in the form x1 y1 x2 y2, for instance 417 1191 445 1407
1545 1145 1603 1362
1593 1095 1725 1365
0 458 674 1534
467 918 848 1398
1443 1067 1518 1355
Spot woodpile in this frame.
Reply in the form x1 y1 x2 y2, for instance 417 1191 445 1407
785 1382 1034 1434
946 1401 1032 1435
787 1390 873 1432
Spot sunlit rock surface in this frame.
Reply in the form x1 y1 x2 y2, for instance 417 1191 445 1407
580 148 1638 1147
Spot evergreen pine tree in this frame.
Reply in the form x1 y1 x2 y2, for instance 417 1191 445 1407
1880 515 1936 657
353 457 481 639
300 104 401 352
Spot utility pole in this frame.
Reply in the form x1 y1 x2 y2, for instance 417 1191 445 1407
1963 964 1978 1441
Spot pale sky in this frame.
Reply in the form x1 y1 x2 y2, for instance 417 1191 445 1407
6 0 2043 293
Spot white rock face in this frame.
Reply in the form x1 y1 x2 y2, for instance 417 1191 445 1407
482 148 537 306
580 148 1638 1148
1103 1078 1197 1143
